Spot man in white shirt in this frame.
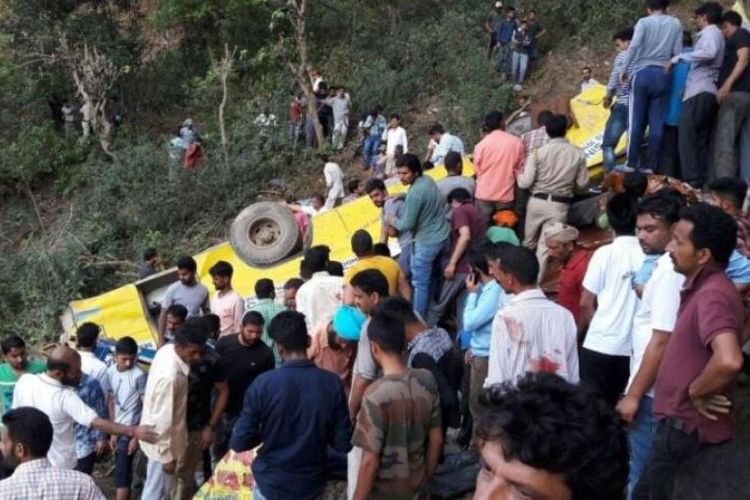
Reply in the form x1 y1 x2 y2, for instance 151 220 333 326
208 261 245 337
580 193 645 405
428 123 465 164
614 193 685 497
12 346 157 470
311 68 324 93
139 321 206 500
75 322 110 397
580 66 600 91
382 113 408 177
327 86 351 151
484 244 579 387
323 157 344 210
296 245 343 331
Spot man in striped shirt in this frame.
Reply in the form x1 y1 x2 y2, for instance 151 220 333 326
603 27 634 172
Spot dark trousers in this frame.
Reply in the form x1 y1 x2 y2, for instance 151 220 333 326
633 419 705 500
627 66 669 171
212 413 239 464
658 125 681 178
579 347 630 406
679 92 718 188
75 452 96 475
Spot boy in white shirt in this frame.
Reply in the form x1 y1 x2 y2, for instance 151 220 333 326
322 156 344 209
382 113 408 176
76 323 110 397
580 193 645 405
107 337 148 500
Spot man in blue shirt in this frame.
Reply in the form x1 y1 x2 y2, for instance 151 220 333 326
661 31 693 177
620 0 683 174
494 7 518 76
230 311 352 500
74 374 108 475
462 247 507 442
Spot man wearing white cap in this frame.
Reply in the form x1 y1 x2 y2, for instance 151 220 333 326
178 118 200 146
544 222 593 334
485 2 504 59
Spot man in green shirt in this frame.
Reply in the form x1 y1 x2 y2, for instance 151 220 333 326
249 278 287 365
0 335 46 414
385 154 449 318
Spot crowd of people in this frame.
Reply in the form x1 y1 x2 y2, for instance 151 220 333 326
3 1 750 499
599 0 750 187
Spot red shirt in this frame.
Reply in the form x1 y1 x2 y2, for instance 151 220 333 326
557 248 592 323
653 263 745 443
451 203 486 273
289 99 302 122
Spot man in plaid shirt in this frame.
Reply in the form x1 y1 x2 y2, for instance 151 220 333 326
0 407 105 499
707 177 750 258
521 110 554 155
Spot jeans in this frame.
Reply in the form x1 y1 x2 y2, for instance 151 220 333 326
633 420 706 500
143 458 171 500
288 121 302 146
712 91 750 181
362 136 381 169
628 396 656 500
511 51 529 84
411 240 446 318
603 103 629 171
627 66 669 171
678 92 718 188
425 273 468 328
397 240 412 279
495 43 512 74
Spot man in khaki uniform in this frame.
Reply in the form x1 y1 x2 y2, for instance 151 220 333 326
517 114 588 281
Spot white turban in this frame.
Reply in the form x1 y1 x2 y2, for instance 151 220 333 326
544 222 579 243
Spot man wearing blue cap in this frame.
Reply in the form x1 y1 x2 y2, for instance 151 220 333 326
308 305 366 396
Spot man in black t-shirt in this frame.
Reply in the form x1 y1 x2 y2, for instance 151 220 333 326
175 316 228 499
212 311 275 462
714 11 750 180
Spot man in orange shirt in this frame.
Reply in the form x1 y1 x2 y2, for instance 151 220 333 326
308 305 365 396
472 110 526 222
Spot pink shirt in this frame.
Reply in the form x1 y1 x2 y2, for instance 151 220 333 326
472 130 525 203
210 289 245 337
307 321 355 396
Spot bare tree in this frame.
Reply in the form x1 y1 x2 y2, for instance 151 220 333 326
286 0 325 148
218 43 238 167
59 35 121 161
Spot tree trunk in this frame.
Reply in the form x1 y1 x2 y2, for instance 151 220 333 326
218 43 236 168
291 0 325 148
62 39 121 161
